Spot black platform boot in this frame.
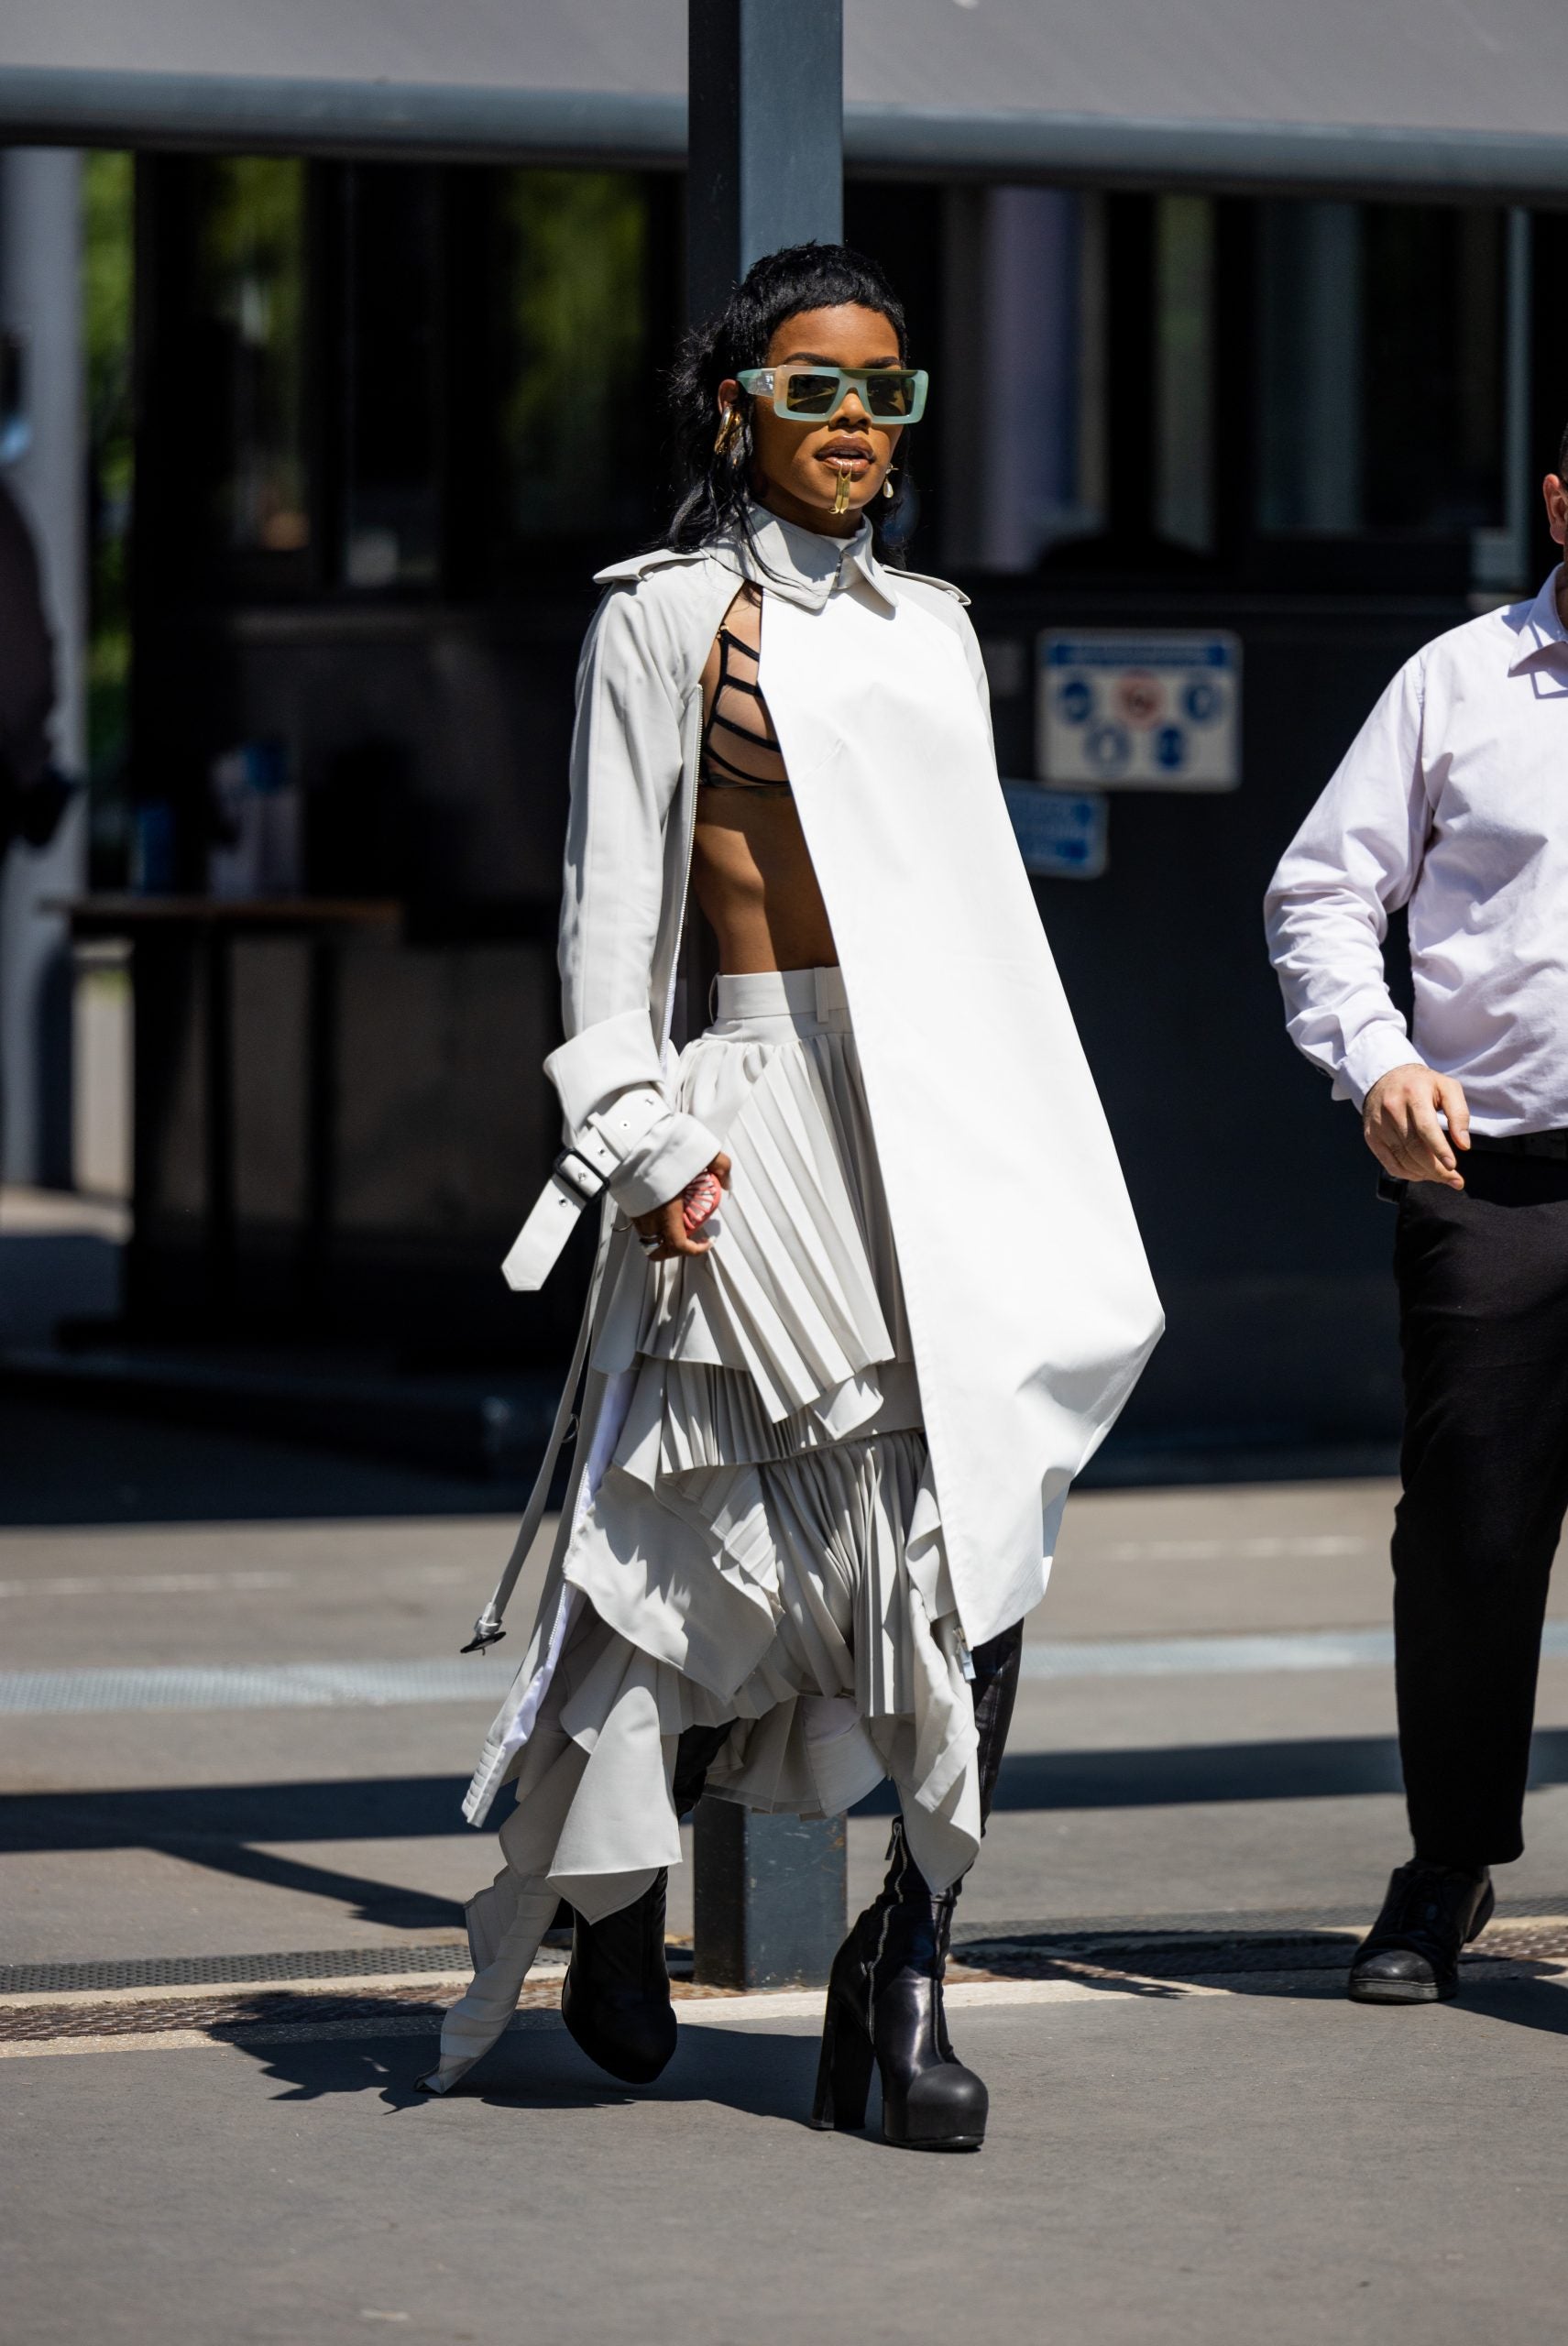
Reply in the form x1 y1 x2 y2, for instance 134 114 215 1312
810 1621 1024 2151
558 1720 732 2084
811 1818 986 2148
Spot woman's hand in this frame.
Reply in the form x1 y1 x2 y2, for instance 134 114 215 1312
631 1153 732 1263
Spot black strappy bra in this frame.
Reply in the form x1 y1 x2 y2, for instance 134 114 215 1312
699 623 793 795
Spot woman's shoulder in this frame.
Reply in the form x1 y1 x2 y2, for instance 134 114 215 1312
587 541 737 659
578 543 738 691
892 567 977 656
593 541 737 605
892 566 970 617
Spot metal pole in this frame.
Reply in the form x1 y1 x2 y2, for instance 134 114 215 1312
686 0 849 1990
686 0 843 323
1504 207 1534 594
0 149 88 1187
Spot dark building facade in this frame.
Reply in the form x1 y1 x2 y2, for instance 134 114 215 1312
105 149 1568 1455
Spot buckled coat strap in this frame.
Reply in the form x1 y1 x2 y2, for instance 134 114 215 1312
500 1089 665 1292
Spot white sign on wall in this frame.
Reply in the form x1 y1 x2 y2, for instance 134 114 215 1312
1039 631 1242 791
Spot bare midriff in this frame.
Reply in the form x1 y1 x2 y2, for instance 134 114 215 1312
690 586 838 975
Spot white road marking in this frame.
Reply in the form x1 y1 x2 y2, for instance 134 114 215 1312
7 1621 1568 1712
0 1563 473 1598
1099 1536 1372 1562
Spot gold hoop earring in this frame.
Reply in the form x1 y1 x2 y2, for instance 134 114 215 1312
714 406 742 458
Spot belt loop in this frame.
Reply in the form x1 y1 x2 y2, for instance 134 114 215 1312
814 966 829 1025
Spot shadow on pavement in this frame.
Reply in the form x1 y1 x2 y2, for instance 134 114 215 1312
1448 1974 1568 2039
0 1398 535 1527
12 1738 1568 1953
245 2015 825 2129
9 1726 1568 1855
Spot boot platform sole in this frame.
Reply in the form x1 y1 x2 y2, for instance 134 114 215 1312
808 2114 984 2152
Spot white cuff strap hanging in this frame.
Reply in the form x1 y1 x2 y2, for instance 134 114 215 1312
462 1209 615 1652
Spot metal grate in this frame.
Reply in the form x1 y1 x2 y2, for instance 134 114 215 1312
1 1941 474 1995
958 1917 1568 1984
953 1891 1568 1947
0 1983 499 2045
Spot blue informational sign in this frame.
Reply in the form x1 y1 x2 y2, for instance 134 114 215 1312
1038 630 1242 792
1002 783 1109 881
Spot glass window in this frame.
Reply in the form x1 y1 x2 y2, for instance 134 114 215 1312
192 157 310 557
82 148 135 876
1154 194 1215 554
1257 200 1504 538
494 171 652 542
940 186 1107 572
341 165 443 590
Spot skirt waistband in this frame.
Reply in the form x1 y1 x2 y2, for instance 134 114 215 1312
712 965 850 1032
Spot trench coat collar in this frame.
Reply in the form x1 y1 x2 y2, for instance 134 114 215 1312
737 502 895 612
590 507 900 612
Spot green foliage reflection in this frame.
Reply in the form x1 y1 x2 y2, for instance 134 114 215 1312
194 156 309 554
499 172 648 536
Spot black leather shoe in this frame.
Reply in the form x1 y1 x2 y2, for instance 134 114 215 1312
1347 1859 1495 2004
560 1872 678 2085
811 1823 986 2151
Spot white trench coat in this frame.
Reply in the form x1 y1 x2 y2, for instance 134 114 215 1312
461 506 1163 1828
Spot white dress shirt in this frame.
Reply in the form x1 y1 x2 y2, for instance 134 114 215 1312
1266 568 1568 1132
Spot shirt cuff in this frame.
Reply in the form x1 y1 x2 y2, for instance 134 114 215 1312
608 1110 722 1219
1338 1025 1422 1112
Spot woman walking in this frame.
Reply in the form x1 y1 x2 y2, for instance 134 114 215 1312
424 244 1161 2147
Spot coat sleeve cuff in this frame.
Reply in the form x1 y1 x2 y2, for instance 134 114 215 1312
608 1111 722 1219
544 1008 663 1135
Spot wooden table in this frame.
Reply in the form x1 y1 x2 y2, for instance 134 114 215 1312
57 898 401 1326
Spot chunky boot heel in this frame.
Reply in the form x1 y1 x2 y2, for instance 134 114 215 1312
810 1991 874 2131
810 1823 987 2153
561 1872 677 2085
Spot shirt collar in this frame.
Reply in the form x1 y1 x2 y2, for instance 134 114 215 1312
1508 566 1568 672
733 501 896 612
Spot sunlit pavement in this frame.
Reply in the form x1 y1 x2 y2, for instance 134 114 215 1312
6 1407 1568 2344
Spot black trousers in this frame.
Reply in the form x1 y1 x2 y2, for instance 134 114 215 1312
1392 1153 1568 1865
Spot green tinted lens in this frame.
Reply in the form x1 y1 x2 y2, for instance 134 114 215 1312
864 371 918 418
782 371 841 415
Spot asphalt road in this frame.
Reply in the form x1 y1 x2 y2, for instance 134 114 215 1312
5 1405 1568 2344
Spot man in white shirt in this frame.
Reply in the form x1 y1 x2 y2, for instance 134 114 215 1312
1266 460 1568 2004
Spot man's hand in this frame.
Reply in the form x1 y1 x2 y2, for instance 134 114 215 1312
631 1152 732 1263
1363 1064 1470 1189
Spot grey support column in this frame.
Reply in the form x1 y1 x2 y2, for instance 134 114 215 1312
1504 208 1534 592
693 1802 848 1990
686 0 844 324
0 149 87 1187
686 0 850 1989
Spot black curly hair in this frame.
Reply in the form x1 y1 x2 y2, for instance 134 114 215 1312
663 242 917 563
